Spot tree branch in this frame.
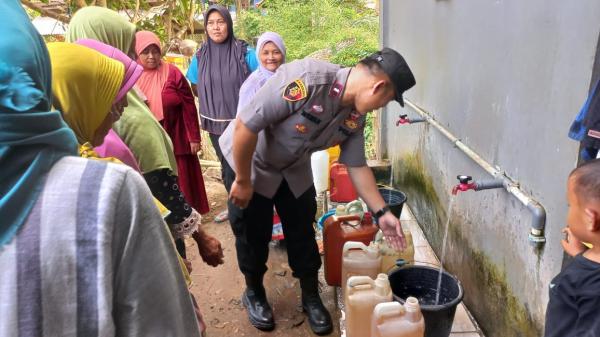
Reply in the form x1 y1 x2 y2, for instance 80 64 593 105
133 0 141 23
188 0 195 38
21 0 70 23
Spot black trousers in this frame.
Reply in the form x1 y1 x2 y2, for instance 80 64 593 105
224 164 321 280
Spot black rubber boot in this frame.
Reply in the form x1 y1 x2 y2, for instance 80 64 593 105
241 274 275 331
301 277 333 335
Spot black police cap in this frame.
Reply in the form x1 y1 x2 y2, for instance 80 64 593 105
366 48 416 107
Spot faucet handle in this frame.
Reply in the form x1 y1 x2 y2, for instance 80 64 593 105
457 175 472 184
396 114 409 126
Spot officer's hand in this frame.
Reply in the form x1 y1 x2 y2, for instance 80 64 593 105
230 179 253 209
378 212 407 252
561 227 587 257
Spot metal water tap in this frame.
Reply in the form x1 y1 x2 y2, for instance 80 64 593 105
452 175 477 195
396 114 426 126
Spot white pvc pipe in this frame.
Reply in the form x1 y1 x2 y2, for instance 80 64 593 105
402 99 546 246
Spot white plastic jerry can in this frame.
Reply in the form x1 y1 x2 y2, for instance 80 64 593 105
371 298 425 337
345 274 392 337
341 241 382 297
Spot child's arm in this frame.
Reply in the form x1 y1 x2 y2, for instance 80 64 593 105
561 227 587 256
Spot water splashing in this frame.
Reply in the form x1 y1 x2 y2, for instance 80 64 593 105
435 196 455 305
389 160 394 189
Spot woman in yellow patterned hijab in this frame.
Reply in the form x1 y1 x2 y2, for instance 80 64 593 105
47 42 124 146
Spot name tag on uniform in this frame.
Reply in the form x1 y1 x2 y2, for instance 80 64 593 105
301 110 322 124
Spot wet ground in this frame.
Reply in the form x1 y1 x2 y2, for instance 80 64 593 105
187 174 341 337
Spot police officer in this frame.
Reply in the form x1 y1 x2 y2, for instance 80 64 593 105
219 48 416 334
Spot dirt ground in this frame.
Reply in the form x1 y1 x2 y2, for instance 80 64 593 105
186 169 341 337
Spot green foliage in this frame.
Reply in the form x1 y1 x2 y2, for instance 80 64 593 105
214 0 236 6
131 1 198 42
24 7 40 19
137 18 168 41
363 111 376 159
236 0 379 64
236 9 262 44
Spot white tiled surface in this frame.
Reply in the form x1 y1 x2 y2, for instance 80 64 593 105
400 206 485 337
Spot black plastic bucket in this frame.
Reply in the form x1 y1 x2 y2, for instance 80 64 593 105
388 265 464 337
378 187 407 218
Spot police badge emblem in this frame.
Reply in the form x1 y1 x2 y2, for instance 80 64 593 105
283 79 308 102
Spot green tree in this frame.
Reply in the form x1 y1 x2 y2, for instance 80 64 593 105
22 0 201 42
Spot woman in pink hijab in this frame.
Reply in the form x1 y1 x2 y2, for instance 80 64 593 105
135 31 210 216
74 38 143 172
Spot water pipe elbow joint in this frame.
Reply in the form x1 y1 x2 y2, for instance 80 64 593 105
527 200 546 247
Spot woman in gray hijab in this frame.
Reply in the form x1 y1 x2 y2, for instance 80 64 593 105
186 4 258 221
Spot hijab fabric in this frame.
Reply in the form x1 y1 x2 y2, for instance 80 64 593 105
66 6 178 174
0 0 78 248
48 42 124 144
135 31 170 121
197 5 250 135
238 32 286 112
66 6 135 59
256 32 286 69
73 39 144 171
75 38 143 103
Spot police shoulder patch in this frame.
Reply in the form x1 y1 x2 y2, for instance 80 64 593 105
283 79 308 102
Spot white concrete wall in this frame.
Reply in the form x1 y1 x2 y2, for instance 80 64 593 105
380 1 600 335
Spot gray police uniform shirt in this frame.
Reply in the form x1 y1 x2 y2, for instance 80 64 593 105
219 58 367 199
